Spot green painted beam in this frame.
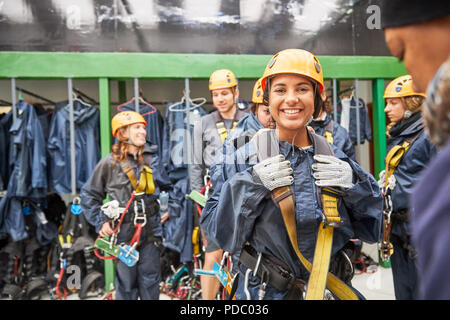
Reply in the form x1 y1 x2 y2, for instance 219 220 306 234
99 78 111 157
372 79 387 178
0 52 406 80
98 78 116 292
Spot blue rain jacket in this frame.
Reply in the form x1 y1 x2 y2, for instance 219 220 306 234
201 130 383 283
0 101 48 241
386 116 436 238
311 113 355 160
47 100 100 194
161 178 194 262
0 112 13 190
160 102 206 262
161 102 207 182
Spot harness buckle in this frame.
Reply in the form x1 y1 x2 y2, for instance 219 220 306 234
321 212 343 228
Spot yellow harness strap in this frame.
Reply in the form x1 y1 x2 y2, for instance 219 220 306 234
384 141 410 187
216 121 238 144
121 162 155 194
272 186 358 300
324 131 334 144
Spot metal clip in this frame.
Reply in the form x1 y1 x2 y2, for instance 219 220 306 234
258 282 267 300
244 269 252 300
133 198 146 226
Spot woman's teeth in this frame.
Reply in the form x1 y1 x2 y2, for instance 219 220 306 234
283 109 300 114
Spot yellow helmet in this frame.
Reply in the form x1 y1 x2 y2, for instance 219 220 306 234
252 78 263 104
111 111 146 137
260 49 324 93
209 69 238 91
384 75 426 99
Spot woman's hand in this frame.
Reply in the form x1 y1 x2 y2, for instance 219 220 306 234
99 221 114 238
161 212 170 224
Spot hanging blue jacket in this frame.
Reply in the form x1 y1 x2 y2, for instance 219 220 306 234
0 101 48 241
47 100 100 194
310 113 355 160
161 102 207 182
201 130 382 282
0 112 13 190
7 101 47 199
385 115 436 239
161 178 194 262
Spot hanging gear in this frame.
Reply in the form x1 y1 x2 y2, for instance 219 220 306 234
379 129 424 262
249 128 359 300
111 111 147 138
384 75 426 99
209 69 238 91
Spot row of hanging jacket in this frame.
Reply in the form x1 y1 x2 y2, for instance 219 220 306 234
335 96 372 145
161 98 207 263
0 98 100 242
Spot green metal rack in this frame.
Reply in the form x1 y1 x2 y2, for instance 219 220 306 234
0 51 405 290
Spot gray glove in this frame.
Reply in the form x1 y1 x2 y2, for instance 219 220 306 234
311 154 354 189
252 154 293 191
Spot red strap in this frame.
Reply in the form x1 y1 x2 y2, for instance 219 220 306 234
130 223 143 247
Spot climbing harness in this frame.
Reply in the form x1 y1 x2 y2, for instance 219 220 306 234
211 110 240 144
379 129 423 262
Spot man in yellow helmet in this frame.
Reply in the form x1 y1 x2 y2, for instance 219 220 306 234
190 69 246 300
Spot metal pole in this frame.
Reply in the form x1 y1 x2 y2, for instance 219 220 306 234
11 78 17 122
332 78 338 123
134 77 139 113
355 79 361 164
184 78 190 169
68 78 77 196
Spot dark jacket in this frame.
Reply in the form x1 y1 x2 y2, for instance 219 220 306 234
386 115 436 238
47 100 100 194
311 113 355 160
0 101 48 241
201 130 383 280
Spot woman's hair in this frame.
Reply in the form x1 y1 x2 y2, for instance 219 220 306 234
111 126 144 164
403 95 425 113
